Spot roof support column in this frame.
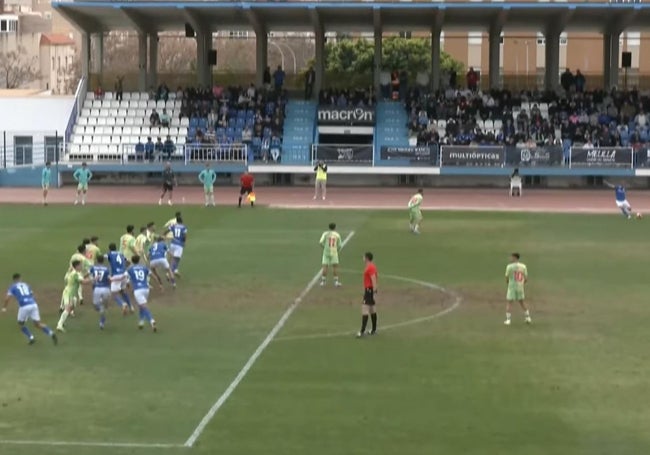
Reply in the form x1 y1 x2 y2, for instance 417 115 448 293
196 30 211 88
603 31 620 89
138 33 148 92
488 25 501 90
373 28 382 93
81 31 90 81
255 28 268 88
431 26 441 92
314 25 325 96
148 33 158 89
544 26 561 92
92 33 103 76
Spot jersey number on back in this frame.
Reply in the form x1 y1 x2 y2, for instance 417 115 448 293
114 255 123 264
15 283 30 296
513 271 525 282
134 270 146 281
328 237 337 248
173 227 183 238
95 270 105 281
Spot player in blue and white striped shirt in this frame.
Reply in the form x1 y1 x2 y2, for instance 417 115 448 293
90 255 111 330
3 274 58 345
127 255 157 332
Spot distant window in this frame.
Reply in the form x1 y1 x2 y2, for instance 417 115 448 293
13 136 33 166
1 20 6 32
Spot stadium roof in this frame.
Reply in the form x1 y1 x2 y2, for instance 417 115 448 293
52 1 649 33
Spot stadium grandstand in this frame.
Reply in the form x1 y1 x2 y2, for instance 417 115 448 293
2 0 650 186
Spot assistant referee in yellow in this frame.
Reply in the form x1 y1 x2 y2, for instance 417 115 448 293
313 160 328 200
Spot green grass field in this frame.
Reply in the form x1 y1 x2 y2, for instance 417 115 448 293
1 206 649 455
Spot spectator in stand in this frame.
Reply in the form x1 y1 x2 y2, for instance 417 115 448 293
390 70 400 100
115 76 124 102
150 109 160 127
157 83 169 101
145 137 155 162
575 70 585 93
263 66 272 91
561 69 575 93
305 65 315 100
135 138 145 162
155 137 164 161
273 65 285 92
163 136 176 160
466 67 478 92
94 85 104 100
247 83 256 100
160 109 170 128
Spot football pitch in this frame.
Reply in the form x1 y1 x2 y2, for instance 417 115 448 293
1 205 649 455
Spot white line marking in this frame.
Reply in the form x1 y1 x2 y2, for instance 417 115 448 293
0 440 183 449
269 204 621 215
183 230 356 448
274 273 462 342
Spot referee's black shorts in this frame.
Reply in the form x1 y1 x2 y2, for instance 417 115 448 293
162 182 174 191
363 287 375 306
240 186 253 195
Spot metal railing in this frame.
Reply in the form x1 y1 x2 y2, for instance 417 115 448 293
65 143 248 166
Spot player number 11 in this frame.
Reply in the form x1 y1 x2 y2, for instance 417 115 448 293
513 271 525 282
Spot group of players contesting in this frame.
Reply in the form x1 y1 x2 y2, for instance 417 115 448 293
3 164 642 343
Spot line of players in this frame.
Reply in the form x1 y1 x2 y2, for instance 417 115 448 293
3 212 188 345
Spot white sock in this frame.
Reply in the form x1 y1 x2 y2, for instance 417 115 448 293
82 194 86 203
524 310 530 317
506 312 512 321
204 195 209 205
210 195 215 205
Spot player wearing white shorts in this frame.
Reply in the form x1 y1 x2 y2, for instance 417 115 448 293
107 243 133 315
90 256 112 330
3 273 58 345
127 255 157 332
168 216 187 276
148 237 175 289
605 180 633 219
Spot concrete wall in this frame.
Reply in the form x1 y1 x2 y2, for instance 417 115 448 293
0 164 59 186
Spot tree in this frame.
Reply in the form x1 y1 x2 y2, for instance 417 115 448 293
0 46 41 89
65 54 82 95
323 36 464 79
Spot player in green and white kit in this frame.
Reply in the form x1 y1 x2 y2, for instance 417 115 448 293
57 260 91 332
319 222 342 287
42 161 52 206
73 162 93 205
408 188 424 234
198 163 217 207
504 252 531 325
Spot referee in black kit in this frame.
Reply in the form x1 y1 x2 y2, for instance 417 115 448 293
158 161 177 206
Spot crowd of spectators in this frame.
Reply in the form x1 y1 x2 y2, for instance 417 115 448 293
175 84 286 162
319 87 376 107
405 88 650 153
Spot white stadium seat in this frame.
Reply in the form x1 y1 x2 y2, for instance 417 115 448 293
70 92 189 162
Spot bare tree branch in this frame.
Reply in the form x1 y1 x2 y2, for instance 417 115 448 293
0 45 41 89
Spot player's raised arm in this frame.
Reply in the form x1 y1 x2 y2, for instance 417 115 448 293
2 291 11 311
603 180 615 189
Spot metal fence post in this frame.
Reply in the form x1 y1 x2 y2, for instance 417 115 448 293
2 131 6 169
